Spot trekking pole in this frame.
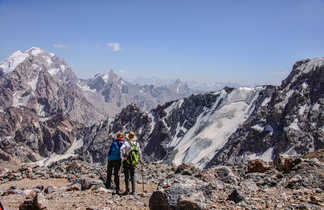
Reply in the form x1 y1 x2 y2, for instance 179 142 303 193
141 162 145 193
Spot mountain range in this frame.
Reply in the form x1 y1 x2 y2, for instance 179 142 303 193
0 47 323 170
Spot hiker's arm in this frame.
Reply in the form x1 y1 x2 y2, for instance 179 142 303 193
120 143 127 160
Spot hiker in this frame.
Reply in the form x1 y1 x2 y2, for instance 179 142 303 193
120 131 142 195
106 132 124 194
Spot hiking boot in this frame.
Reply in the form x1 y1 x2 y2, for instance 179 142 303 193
121 191 129 196
104 182 112 189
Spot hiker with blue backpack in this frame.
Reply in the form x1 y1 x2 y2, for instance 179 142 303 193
106 132 125 194
120 131 142 195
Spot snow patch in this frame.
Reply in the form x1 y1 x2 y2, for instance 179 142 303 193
28 47 43 56
27 73 39 91
248 147 274 162
77 82 96 93
48 68 60 76
37 103 46 117
298 104 307 115
12 91 31 107
302 82 308 89
171 87 261 168
274 89 294 110
60 64 66 71
261 97 271 107
288 119 300 130
147 112 156 136
320 126 324 133
164 99 184 118
45 56 53 65
102 74 109 83
31 64 40 70
312 103 320 111
0 50 29 73
251 124 264 132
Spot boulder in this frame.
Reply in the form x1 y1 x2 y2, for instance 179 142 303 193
149 175 210 210
247 159 270 173
227 189 245 203
80 178 103 190
19 193 47 210
274 154 301 173
175 163 201 176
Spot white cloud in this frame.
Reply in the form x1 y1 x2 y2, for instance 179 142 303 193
52 44 69 49
107 42 121 52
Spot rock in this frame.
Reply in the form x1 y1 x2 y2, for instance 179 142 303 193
201 166 239 185
81 178 103 190
247 159 270 173
149 191 171 210
150 175 210 209
175 163 201 176
274 154 302 173
240 180 258 192
286 175 303 189
65 183 81 191
177 192 206 210
35 185 44 191
19 193 47 210
44 186 55 194
227 189 245 203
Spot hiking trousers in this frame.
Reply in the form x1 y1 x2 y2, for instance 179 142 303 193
106 159 121 191
123 160 135 193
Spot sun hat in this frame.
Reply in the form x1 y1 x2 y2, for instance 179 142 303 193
127 131 137 141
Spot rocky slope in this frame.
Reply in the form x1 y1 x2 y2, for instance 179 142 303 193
207 57 324 167
0 150 323 209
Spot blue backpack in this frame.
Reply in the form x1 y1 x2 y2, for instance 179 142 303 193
108 139 123 161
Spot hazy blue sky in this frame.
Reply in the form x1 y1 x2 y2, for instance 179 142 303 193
1 0 324 85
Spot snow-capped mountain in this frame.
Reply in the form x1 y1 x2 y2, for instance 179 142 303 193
0 47 105 125
77 57 324 168
78 70 197 115
207 57 324 167
0 47 78 84
1 47 323 169
129 76 243 92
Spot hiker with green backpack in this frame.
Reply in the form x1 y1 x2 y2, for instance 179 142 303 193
120 131 142 195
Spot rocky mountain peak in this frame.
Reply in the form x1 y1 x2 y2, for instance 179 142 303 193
281 57 324 90
0 47 77 84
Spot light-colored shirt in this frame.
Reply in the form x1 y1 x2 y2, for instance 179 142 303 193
120 140 142 162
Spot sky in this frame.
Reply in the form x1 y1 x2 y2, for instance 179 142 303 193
1 0 324 85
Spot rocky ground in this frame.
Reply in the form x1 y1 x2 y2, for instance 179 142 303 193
0 151 324 209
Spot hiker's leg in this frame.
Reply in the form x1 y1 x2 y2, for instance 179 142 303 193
123 161 130 194
114 160 121 193
106 161 113 188
130 166 136 194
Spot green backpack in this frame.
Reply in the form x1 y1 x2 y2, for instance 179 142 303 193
126 142 140 167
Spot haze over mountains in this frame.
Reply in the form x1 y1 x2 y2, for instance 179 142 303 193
0 47 323 170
